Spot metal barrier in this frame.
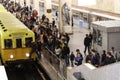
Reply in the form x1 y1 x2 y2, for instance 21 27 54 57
43 47 67 80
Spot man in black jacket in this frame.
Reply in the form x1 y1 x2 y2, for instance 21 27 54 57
61 43 70 66
104 52 116 65
91 49 100 67
70 52 75 67
29 42 41 59
84 34 91 56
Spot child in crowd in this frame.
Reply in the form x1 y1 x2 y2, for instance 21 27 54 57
70 51 75 67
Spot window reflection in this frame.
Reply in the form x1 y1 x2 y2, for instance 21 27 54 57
16 39 22 48
25 37 32 47
4 39 12 48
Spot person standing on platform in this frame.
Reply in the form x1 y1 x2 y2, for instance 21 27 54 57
55 45 62 58
29 42 40 59
52 18 55 27
101 50 106 66
85 51 92 63
70 51 75 67
75 52 83 66
61 43 70 66
84 34 91 56
71 16 74 27
75 49 83 66
55 11 58 20
37 41 42 59
91 49 100 67
110 47 117 60
88 32 93 49
104 52 116 65
42 14 46 22
64 33 70 44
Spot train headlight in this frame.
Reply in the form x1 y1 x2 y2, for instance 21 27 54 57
10 55 14 59
26 53 30 57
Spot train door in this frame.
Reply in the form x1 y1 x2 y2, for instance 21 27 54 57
15 38 23 59
16 39 22 48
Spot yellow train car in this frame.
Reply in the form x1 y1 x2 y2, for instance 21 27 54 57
0 12 36 65
0 4 7 12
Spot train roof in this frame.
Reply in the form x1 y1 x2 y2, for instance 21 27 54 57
0 4 7 12
92 20 120 32
92 20 120 28
0 12 29 33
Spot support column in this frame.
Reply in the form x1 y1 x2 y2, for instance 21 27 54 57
33 0 40 17
15 0 20 3
44 0 52 22
19 0 24 7
25 0 30 7
59 0 63 33
10 0 15 2
59 0 72 33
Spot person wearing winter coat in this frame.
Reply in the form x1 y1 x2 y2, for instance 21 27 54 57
70 51 75 67
75 52 83 66
104 52 116 65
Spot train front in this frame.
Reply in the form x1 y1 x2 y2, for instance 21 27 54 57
0 29 37 65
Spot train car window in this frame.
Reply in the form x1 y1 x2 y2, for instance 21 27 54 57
4 39 12 48
25 38 32 47
16 39 22 48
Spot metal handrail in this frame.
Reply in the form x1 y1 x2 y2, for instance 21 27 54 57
45 46 67 80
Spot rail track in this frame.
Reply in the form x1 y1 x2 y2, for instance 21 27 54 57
5 62 51 80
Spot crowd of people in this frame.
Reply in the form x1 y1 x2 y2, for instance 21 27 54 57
2 1 71 65
1 1 120 68
83 33 120 67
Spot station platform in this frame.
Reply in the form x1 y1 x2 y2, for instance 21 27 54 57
38 19 120 80
39 19 91 80
69 18 90 57
1 1 120 80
